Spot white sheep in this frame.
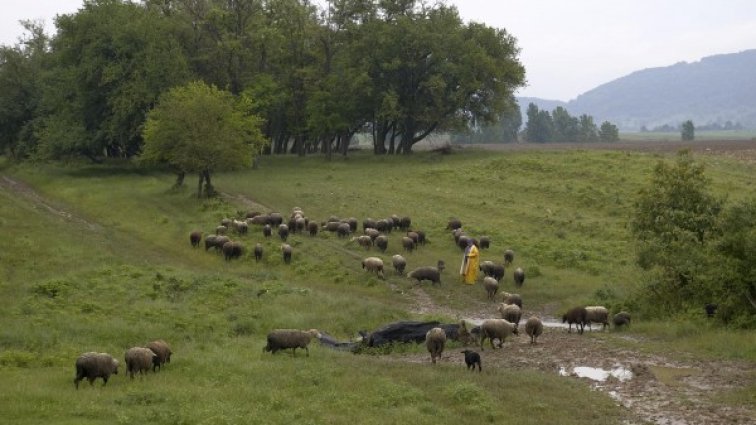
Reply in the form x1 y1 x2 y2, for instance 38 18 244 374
478 319 518 350
525 316 543 344
482 276 499 301
74 352 119 389
585 306 610 331
125 347 158 379
361 257 385 279
425 327 447 364
263 329 321 356
497 303 522 330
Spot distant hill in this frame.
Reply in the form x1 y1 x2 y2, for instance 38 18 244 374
518 49 756 130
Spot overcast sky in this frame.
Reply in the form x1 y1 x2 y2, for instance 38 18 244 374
2 0 755 101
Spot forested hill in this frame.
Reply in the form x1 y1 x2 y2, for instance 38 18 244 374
518 49 756 130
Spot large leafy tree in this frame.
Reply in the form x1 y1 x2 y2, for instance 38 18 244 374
141 81 266 197
598 121 619 143
681 120 695 141
36 0 190 161
523 103 553 143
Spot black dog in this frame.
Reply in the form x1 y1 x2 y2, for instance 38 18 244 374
461 350 481 372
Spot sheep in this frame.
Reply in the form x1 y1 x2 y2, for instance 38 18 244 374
497 303 522 330
479 261 505 281
461 350 481 372
425 327 447 364
483 276 499 301
354 235 373 249
585 306 610 331
406 231 420 245
361 257 385 279
278 224 290 241
346 218 359 233
362 218 377 231
414 230 426 245
263 329 321 356
215 225 228 236
364 228 380 241
478 319 518 350
513 267 525 287
562 306 587 334
401 236 415 252
446 218 462 230
254 243 263 262
705 303 718 318
263 224 272 238
246 211 262 219
221 218 232 228
247 214 270 225
479 236 490 250
204 235 219 251
307 221 319 236
613 311 631 328
269 212 284 226
337 223 351 238
375 235 388 252
452 228 465 244
390 214 401 229
479 260 495 277
375 219 392 233
74 352 119 389
399 216 411 230
189 231 202 248
457 235 471 250
232 219 248 235
407 261 444 285
525 316 543 344
323 221 340 232
392 254 407 275
458 319 482 346
504 249 515 266
146 340 172 372
294 217 306 234
125 347 158 379
222 241 243 261
500 292 523 309
281 243 292 264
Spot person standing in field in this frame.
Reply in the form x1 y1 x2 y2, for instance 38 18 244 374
460 238 479 284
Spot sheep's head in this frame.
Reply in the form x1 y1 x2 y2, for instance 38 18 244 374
306 329 322 339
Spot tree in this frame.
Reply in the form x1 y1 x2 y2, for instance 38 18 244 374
578 114 599 142
598 121 619 143
141 81 266 198
630 151 724 316
681 120 695 141
523 103 553 143
551 106 579 143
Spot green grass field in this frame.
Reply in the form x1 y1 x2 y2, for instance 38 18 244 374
0 148 753 424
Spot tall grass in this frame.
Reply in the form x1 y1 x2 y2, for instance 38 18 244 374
1 148 753 424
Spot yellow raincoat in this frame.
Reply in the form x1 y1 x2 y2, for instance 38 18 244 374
460 243 479 284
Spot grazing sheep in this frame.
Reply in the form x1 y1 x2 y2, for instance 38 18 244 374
500 292 523 309
479 261 505 281
399 216 411 230
263 329 321 356
497 303 522 330
278 224 290 241
425 327 447 364
125 347 158 379
483 276 499 301
406 231 420 245
461 350 481 372
525 316 544 344
232 219 248 235
375 235 388 252
221 218 232 228
613 312 631 328
247 214 270 225
392 254 407 275
189 231 202 248
254 243 263 262
215 225 228 236
479 236 490 250
452 228 465 244
355 235 373 249
704 303 718 318
364 228 380 241
222 241 243 261
307 221 319 236
562 306 587 334
281 243 292 264
323 221 340 232
204 235 219 251
337 223 351 238
479 260 495 277
585 306 610 331
479 319 518 350
146 340 172 372
246 211 262 219
401 236 415 252
263 224 272 238
346 218 359 233
361 257 385 279
446 218 462 230
74 352 119 389
362 218 377 231
458 319 482 346
294 217 306 234
375 219 392 233
414 230 426 245
407 261 445 285
206 235 229 253
269 212 283 226
513 267 525 287
504 249 515 266
457 235 471 250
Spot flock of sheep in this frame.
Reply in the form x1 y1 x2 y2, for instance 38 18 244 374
73 340 171 389
187 207 632 368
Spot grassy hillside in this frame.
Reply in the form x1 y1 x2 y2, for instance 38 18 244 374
0 148 753 424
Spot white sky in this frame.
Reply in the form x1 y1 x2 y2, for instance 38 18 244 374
2 0 755 101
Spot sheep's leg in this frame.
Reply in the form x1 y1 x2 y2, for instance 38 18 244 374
305 346 309 357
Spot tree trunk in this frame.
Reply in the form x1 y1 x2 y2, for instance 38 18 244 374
203 170 215 198
174 171 185 189
197 173 204 199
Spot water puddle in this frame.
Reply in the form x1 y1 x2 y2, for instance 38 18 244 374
559 365 633 382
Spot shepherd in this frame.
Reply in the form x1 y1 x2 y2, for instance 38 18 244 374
460 238 479 284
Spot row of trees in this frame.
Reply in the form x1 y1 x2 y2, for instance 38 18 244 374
523 103 619 143
0 0 526 162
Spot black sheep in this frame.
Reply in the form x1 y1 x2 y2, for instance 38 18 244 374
461 350 481 372
562 306 587 334
189 231 202 248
